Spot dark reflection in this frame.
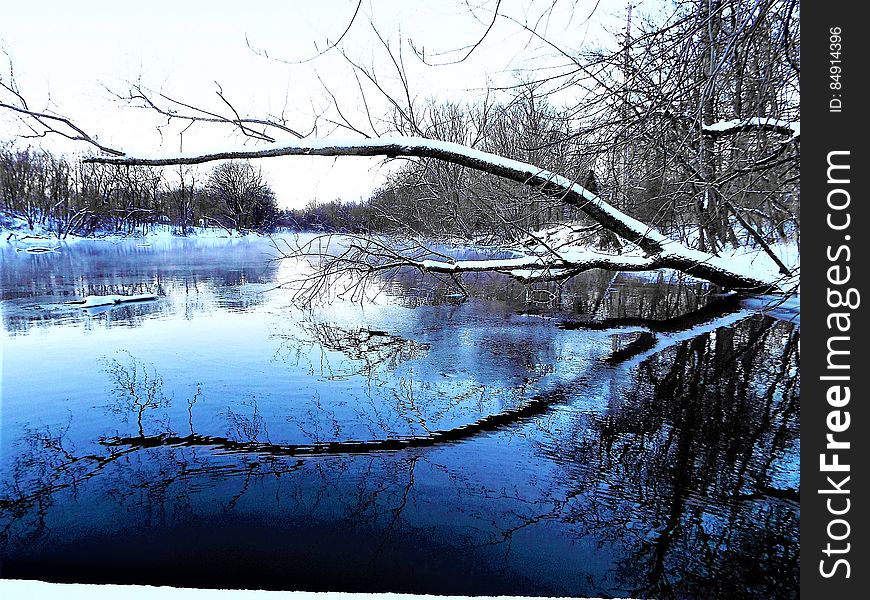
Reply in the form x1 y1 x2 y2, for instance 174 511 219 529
532 316 799 599
381 265 719 320
0 305 798 597
558 292 742 332
102 387 569 456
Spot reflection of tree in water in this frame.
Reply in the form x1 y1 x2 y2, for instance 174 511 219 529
103 352 172 437
380 265 718 320
2 334 564 561
223 397 270 443
0 411 434 591
533 315 799 598
273 318 560 441
0 420 78 544
0 416 301 546
273 320 430 381
0 302 799 596
579 273 715 322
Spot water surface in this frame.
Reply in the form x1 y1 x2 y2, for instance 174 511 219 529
0 236 799 598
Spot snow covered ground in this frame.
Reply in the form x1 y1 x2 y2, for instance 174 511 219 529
1 214 270 246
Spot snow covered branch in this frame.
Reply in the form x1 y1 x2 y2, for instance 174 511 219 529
88 136 788 292
702 118 800 141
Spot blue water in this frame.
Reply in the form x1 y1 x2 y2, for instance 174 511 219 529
0 236 799 597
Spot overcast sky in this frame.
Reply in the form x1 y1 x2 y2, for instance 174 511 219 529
1 0 637 210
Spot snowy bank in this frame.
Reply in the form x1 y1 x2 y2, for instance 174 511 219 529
2 214 274 246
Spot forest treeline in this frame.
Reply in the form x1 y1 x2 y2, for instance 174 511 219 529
1 82 798 245
3 0 799 250
0 143 284 237
353 0 801 253
0 141 390 237
289 0 800 253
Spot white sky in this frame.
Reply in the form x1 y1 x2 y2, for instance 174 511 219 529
2 0 634 210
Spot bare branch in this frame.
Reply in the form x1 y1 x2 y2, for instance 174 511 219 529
1 77 125 156
410 0 503 66
112 81 308 141
245 0 363 65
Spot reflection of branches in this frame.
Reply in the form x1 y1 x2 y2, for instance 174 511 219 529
103 386 568 456
224 397 270 444
271 233 464 304
286 391 344 443
187 384 202 435
557 293 755 368
2 419 430 588
103 352 171 437
292 321 430 380
533 315 800 598
391 377 431 434
369 455 418 561
273 318 444 439
0 422 304 547
558 293 742 333
2 275 799 595
0 422 144 533
0 310 799 596
604 331 658 365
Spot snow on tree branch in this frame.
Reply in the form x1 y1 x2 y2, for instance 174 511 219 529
702 118 800 141
87 136 788 293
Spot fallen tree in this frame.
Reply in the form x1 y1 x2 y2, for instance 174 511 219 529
85 135 797 295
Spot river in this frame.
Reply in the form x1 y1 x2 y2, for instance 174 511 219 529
0 234 799 598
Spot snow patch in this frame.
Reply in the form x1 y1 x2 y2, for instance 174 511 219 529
78 294 158 308
703 118 800 142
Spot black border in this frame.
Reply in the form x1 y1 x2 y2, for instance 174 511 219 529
802 3 868 596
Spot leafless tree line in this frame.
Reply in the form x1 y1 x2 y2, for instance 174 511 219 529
0 145 279 236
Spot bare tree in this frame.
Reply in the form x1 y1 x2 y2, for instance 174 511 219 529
560 0 800 252
163 165 198 234
202 161 277 231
